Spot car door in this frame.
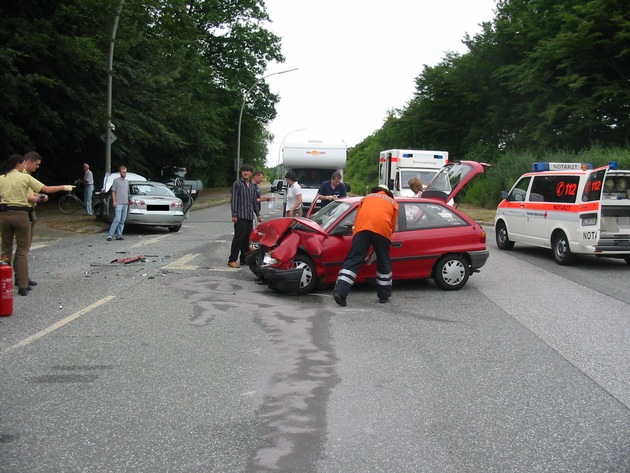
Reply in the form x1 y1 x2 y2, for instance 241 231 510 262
389 202 469 279
318 208 358 285
499 176 532 241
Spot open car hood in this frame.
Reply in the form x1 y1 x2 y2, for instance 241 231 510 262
421 160 491 203
252 217 328 246
102 172 147 192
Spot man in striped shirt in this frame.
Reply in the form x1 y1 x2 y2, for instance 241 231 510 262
228 163 261 268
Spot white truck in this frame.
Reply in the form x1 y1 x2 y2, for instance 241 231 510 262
379 149 449 196
276 141 348 214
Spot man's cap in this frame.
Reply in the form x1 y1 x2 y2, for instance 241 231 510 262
370 185 394 198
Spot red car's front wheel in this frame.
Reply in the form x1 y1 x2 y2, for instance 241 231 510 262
292 254 318 294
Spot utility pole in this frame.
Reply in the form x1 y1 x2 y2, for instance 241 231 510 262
105 0 125 176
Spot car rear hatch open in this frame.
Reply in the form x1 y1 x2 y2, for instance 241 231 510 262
422 161 491 205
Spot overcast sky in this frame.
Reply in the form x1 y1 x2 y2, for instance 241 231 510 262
260 0 497 167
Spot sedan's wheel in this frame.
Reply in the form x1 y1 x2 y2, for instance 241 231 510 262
247 250 263 279
433 254 469 290
168 225 181 232
495 220 515 250
93 203 104 221
291 254 318 294
552 231 576 265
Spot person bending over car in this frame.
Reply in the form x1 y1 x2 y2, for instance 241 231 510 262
333 185 399 306
316 171 347 207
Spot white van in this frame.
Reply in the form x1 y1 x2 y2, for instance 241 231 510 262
495 162 630 265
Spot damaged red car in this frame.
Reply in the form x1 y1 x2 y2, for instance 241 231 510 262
246 161 490 294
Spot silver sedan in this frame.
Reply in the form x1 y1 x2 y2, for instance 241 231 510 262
99 180 187 232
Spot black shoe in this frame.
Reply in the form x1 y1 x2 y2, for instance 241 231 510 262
116 236 124 240
26 286 32 291
379 298 389 303
18 288 28 296
28 279 37 286
333 291 347 307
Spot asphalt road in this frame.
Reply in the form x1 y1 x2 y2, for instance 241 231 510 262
1 201 629 472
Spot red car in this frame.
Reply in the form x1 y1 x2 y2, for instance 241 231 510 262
246 161 490 294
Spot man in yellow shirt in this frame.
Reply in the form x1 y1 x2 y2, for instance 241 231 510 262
23 152 48 250
333 185 399 306
0 154 72 296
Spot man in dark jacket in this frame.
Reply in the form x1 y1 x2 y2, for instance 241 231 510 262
228 163 261 268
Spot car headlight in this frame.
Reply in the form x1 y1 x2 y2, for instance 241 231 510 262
262 252 279 266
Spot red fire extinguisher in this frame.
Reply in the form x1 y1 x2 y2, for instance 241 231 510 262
0 258 14 317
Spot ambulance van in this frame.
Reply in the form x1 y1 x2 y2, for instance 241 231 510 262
495 162 630 265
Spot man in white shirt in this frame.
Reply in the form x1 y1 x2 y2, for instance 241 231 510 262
284 171 303 217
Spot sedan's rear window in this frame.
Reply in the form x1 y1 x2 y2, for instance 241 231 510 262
131 184 175 197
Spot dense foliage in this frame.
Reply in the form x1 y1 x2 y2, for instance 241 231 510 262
346 0 630 206
0 0 283 185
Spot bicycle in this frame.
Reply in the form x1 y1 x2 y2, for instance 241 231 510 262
58 189 92 214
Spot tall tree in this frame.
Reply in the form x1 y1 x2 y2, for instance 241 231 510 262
0 0 284 185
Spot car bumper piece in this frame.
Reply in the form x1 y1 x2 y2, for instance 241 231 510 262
259 266 304 293
469 250 490 270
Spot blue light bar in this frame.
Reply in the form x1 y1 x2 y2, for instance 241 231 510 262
532 162 550 172
532 162 592 172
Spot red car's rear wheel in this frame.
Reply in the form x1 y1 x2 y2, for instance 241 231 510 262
433 254 469 290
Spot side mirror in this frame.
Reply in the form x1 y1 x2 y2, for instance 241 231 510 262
387 179 395 190
273 180 285 192
329 224 353 236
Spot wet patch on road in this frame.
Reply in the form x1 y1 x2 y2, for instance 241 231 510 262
173 275 340 472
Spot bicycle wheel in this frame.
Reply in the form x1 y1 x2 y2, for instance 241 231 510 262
58 194 80 214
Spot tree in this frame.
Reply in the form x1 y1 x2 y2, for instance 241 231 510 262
0 0 284 186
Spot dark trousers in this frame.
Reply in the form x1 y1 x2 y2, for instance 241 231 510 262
229 218 253 264
0 210 31 289
335 230 392 300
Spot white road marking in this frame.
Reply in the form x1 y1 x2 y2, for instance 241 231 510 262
162 253 200 270
2 296 116 355
31 243 48 250
130 234 170 248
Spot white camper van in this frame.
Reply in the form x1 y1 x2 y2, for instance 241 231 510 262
275 141 348 215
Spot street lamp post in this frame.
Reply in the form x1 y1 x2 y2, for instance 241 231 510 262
105 0 125 176
277 128 306 177
236 67 298 182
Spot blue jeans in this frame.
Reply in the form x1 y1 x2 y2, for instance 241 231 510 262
84 184 94 214
108 204 128 237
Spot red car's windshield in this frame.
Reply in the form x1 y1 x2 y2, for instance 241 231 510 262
309 200 354 231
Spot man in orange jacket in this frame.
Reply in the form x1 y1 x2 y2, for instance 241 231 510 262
333 185 399 306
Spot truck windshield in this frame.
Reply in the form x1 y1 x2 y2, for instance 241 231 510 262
292 168 338 188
